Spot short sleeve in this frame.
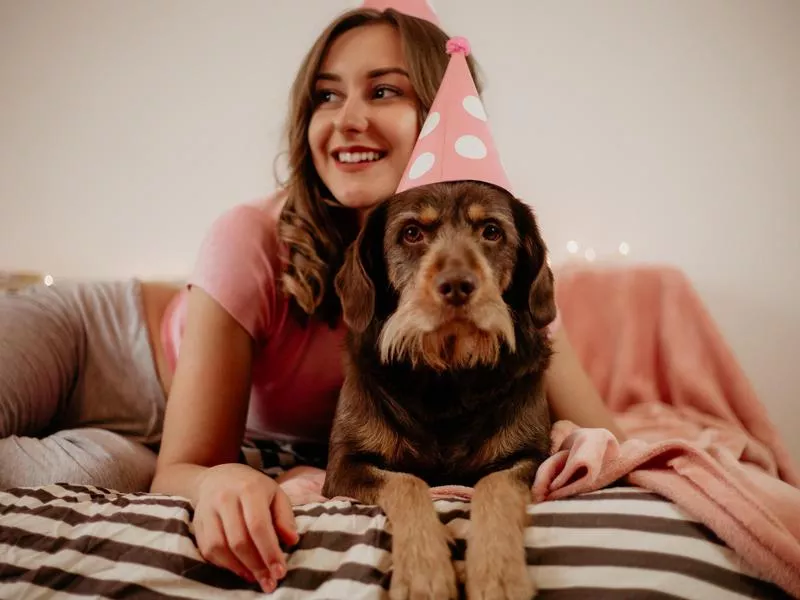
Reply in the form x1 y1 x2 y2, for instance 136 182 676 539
188 203 281 341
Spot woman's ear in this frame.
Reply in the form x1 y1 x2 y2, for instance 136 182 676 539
334 202 389 333
508 198 557 329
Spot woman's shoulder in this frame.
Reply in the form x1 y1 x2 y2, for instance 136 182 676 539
185 189 292 340
212 189 289 235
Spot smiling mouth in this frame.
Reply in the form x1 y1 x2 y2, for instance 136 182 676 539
334 150 387 164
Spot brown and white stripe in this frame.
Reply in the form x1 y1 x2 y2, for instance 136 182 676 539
0 484 790 599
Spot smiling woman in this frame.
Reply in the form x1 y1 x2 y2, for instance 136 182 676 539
0 5 475 594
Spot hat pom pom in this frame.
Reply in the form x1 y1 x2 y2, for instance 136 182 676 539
446 36 471 56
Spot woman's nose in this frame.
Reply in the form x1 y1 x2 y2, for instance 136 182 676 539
333 97 369 133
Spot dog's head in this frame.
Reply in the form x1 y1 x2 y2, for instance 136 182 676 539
335 181 557 371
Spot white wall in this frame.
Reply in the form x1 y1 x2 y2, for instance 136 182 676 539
2 1 798 459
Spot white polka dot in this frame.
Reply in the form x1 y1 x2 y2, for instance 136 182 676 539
419 112 440 139
455 135 487 159
408 152 436 180
462 95 487 121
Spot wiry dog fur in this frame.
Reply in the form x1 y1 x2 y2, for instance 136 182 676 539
322 181 557 599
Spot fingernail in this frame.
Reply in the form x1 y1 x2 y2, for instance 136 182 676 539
259 576 276 593
271 561 287 579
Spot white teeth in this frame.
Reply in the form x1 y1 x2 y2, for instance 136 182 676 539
337 151 382 163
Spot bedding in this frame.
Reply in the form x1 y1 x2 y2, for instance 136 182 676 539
1 433 793 600
0 482 790 600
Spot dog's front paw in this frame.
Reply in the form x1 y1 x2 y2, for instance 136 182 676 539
465 541 535 600
389 525 457 600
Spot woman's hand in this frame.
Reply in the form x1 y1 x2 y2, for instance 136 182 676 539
194 463 299 593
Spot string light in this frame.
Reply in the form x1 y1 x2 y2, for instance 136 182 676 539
43 275 54 286
561 240 633 262
560 240 634 263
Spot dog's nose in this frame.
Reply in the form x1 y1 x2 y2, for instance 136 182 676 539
435 270 478 306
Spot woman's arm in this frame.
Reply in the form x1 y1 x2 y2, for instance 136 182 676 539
151 286 253 501
545 326 626 440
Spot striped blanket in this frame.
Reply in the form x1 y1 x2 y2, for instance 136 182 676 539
0 483 789 599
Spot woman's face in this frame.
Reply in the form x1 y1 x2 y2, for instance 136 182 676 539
308 23 421 210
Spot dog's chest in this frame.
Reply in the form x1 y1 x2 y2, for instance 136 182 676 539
365 369 548 487
388 422 508 488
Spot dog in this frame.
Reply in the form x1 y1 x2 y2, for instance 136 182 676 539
322 180 557 600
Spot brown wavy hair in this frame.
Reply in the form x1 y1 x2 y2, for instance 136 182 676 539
276 8 482 327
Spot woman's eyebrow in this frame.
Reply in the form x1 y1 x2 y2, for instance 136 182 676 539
367 67 409 79
315 72 340 83
315 67 409 83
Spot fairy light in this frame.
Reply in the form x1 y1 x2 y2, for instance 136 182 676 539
563 241 632 261
43 274 54 286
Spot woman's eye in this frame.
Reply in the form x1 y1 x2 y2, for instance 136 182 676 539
315 90 340 104
402 225 424 244
481 223 503 242
374 86 400 100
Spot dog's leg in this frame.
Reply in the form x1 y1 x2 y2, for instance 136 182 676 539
325 460 457 600
381 471 458 600
465 460 538 600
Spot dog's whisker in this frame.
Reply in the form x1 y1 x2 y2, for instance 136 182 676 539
471 298 517 353
380 291 517 370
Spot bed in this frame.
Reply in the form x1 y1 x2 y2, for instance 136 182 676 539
0 434 792 599
0 479 790 599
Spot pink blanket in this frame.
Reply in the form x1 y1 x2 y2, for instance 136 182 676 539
278 264 800 596
553 263 799 486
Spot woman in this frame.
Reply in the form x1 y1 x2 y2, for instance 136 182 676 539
0 6 622 593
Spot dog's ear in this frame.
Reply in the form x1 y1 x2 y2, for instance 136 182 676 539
508 198 557 329
335 202 389 333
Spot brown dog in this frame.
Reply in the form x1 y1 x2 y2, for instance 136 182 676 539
322 180 557 600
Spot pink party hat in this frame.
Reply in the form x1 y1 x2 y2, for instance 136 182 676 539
359 0 440 25
396 37 513 196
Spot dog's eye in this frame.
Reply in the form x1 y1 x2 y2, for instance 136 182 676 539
401 225 424 244
481 223 503 242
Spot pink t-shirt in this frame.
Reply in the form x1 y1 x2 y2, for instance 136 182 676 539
161 191 562 445
162 191 346 444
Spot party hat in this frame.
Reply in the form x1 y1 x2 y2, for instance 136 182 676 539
359 0 440 25
396 36 513 196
